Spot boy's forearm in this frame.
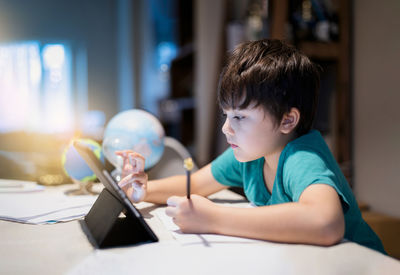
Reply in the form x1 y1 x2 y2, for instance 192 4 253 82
212 202 344 246
144 175 187 204
144 164 226 204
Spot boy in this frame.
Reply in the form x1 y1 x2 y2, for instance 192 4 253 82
117 39 385 253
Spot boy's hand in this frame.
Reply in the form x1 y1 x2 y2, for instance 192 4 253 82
165 195 219 234
115 150 147 203
115 150 145 178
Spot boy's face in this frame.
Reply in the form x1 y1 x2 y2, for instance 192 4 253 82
222 105 285 162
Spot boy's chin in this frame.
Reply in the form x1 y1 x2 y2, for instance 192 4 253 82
233 152 257 162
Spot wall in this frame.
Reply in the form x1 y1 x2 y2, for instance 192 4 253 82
194 0 226 166
0 0 119 120
353 0 400 217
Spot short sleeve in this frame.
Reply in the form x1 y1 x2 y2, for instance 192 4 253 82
282 149 350 212
211 148 244 188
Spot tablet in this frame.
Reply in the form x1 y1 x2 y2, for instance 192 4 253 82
74 141 158 247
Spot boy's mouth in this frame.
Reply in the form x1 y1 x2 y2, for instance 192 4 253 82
229 143 238 149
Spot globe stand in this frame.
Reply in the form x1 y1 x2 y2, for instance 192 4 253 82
65 179 101 196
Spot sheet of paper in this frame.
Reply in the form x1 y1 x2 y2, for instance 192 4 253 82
0 182 97 224
0 179 45 193
152 206 261 246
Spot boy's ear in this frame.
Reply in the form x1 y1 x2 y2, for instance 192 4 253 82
280 108 300 134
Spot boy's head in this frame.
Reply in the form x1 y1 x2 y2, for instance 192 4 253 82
218 39 320 136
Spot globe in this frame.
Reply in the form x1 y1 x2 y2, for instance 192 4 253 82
102 109 165 173
61 138 104 182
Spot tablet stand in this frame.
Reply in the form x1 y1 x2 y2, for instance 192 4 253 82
81 188 157 248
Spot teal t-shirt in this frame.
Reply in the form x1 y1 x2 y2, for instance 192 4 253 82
211 130 385 254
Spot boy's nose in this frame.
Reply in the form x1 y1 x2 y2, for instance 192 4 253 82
222 119 234 136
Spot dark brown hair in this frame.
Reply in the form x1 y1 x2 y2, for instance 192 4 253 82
218 39 320 136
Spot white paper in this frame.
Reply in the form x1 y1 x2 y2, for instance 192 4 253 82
0 179 44 193
0 184 97 224
152 207 261 246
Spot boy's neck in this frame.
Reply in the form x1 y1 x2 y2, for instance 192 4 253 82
264 131 298 171
264 151 281 171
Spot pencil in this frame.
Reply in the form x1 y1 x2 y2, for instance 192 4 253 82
183 158 193 199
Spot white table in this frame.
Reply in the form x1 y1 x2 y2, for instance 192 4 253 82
1 184 399 275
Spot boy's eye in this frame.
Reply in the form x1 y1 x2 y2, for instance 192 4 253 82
221 112 244 120
233 115 244 120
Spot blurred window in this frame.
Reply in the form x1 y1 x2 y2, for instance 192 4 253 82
0 42 74 133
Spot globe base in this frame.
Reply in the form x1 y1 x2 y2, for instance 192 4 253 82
64 179 101 196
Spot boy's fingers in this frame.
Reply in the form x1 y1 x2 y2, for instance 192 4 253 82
115 150 134 156
166 196 177 207
135 158 144 172
128 152 145 173
118 174 134 188
115 151 132 177
166 196 185 207
165 206 177 217
114 151 144 164
118 180 130 189
131 172 147 184
124 157 133 168
119 172 147 187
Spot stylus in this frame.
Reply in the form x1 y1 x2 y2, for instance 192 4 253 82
183 158 193 199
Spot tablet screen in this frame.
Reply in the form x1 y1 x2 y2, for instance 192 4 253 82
73 141 141 218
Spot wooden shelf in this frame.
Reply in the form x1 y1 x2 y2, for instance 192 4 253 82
298 41 340 60
269 0 352 169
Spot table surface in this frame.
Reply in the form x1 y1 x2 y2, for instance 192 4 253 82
1 184 399 275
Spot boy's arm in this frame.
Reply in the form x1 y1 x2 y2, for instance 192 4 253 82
167 184 345 246
145 164 228 204
216 184 345 245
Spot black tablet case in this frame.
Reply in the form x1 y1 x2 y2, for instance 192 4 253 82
74 141 158 248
